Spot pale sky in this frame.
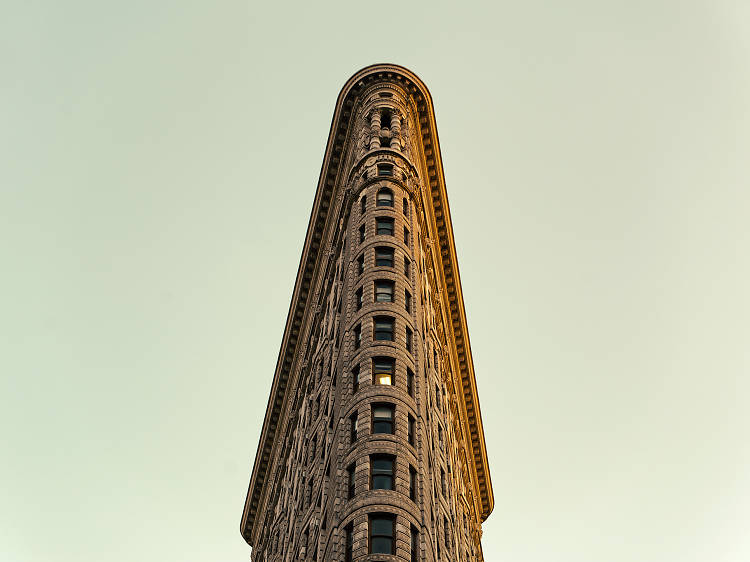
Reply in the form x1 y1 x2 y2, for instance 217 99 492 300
2 1 749 561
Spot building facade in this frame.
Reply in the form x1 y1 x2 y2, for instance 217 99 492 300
240 64 493 561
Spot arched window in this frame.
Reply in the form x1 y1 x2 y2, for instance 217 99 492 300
377 188 394 207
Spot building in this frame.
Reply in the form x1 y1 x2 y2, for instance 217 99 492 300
240 64 493 561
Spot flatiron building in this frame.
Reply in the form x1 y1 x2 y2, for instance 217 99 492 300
240 64 493 561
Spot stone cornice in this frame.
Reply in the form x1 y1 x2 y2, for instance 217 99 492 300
240 64 494 546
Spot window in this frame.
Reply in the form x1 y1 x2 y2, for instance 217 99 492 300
405 290 411 312
373 316 394 341
372 404 395 434
376 217 394 236
374 280 394 302
435 384 441 410
377 164 393 177
406 327 413 352
355 287 363 310
411 526 419 562
404 227 410 245
350 412 358 443
372 357 395 386
404 256 411 276
347 463 356 499
377 188 394 207
444 516 450 550
375 247 394 267
409 466 417 500
369 514 395 555
361 195 367 215
357 253 365 275
352 364 360 393
359 224 366 243
353 324 361 349
407 368 415 397
370 455 395 490
403 197 409 216
441 467 446 496
408 415 416 445
345 523 353 562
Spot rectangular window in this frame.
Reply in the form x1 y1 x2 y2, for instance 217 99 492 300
403 197 409 216
352 364 360 394
372 357 395 386
405 290 411 312
374 280 394 302
372 404 395 434
357 253 365 275
345 523 353 562
354 324 361 349
359 224 366 243
370 455 395 490
408 415 416 445
350 412 358 444
369 514 395 555
409 466 417 500
406 327 412 352
441 467 446 496
356 287 363 310
407 368 414 397
347 463 356 499
377 189 394 207
373 316 394 341
376 217 394 236
375 247 394 267
411 525 419 562
361 195 367 215
404 227 410 245
435 384 441 409
404 256 410 277
377 163 393 177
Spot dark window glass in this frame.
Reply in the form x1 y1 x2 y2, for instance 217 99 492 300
406 327 413 352
376 217 394 236
347 463 355 499
352 364 360 393
411 526 419 562
404 227 410 244
370 514 395 554
372 404 395 434
373 316 394 341
404 256 410 276
409 466 417 500
374 280 394 302
377 188 394 207
370 455 394 490
361 195 367 215
405 290 411 312
407 369 414 397
441 467 446 496
377 164 393 177
375 247 394 267
359 224 366 243
357 253 365 275
403 197 409 216
372 357 395 386
345 524 353 562
350 412 358 444
355 287 363 310
354 324 361 349
408 415 415 445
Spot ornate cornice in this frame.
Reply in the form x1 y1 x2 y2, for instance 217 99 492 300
240 64 494 545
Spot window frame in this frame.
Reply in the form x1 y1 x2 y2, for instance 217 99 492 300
374 279 395 303
371 403 395 435
376 216 395 236
373 315 394 341
370 454 395 491
369 513 396 555
375 246 394 267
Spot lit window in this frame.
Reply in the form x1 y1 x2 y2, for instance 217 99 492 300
372 404 395 434
375 247 394 267
369 514 395 555
370 455 394 490
377 188 394 207
372 357 394 386
374 280 394 302
376 217 394 236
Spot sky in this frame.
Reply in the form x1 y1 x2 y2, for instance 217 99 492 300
1 1 749 561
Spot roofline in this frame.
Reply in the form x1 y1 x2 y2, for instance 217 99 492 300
240 64 494 546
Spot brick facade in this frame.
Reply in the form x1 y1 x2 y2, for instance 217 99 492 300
241 65 493 561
